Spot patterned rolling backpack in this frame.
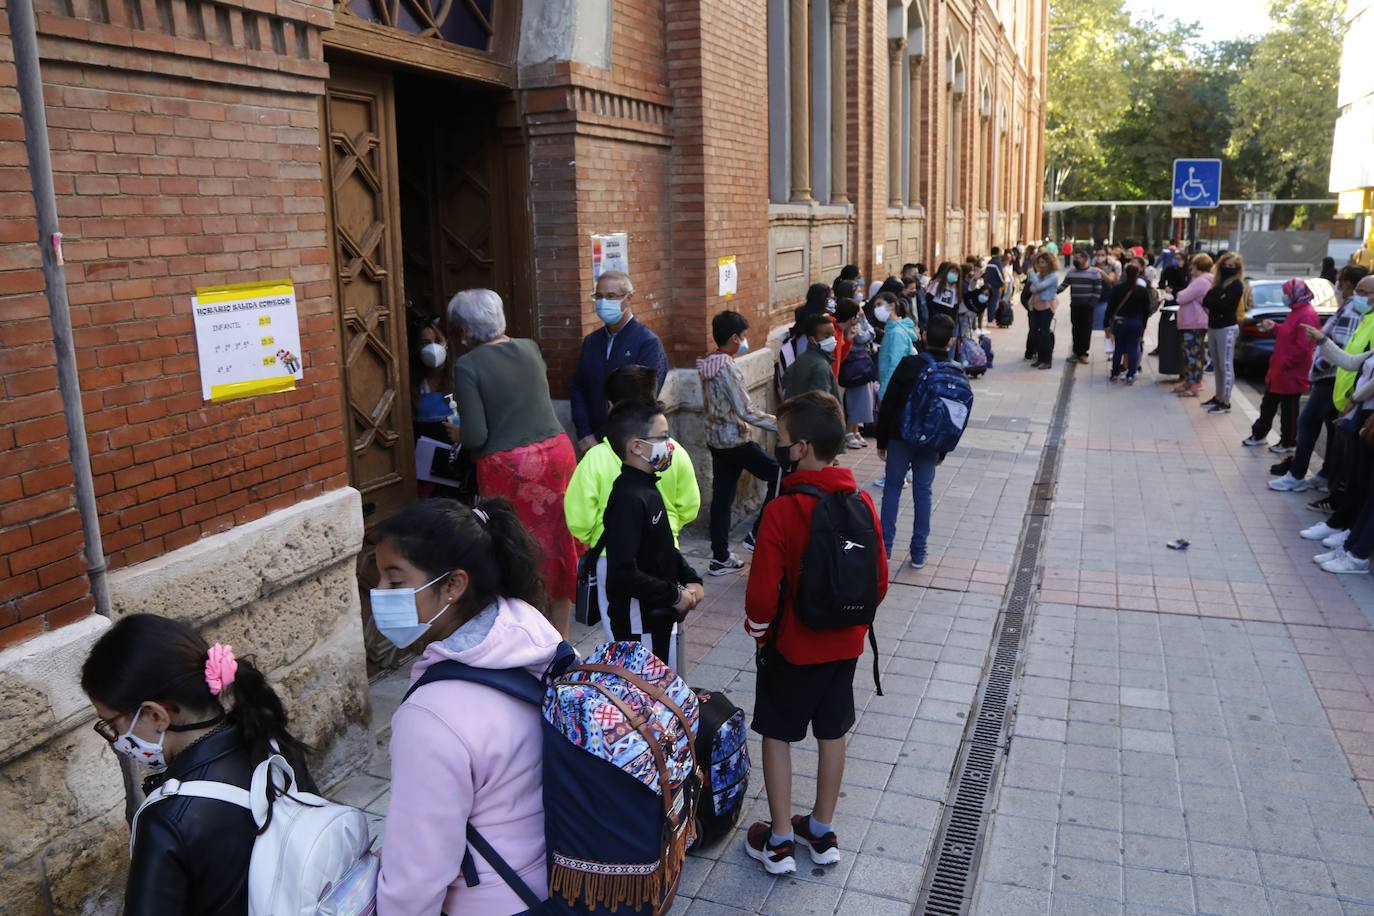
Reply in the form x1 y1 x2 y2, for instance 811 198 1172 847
688 689 750 849
403 641 702 916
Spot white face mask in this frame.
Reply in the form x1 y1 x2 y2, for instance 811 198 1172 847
736 336 750 356
638 438 674 472
371 572 451 649
419 342 447 368
825 298 837 314
112 707 169 772
818 336 838 354
874 304 892 323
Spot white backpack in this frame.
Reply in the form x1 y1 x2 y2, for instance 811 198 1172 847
131 751 375 915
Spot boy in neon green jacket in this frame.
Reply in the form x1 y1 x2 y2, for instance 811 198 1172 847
564 365 701 549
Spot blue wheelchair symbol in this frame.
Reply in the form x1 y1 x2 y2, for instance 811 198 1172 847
1172 159 1222 209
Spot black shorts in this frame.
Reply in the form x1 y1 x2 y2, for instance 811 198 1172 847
751 644 858 743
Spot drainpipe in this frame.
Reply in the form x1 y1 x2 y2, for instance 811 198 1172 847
7 0 111 619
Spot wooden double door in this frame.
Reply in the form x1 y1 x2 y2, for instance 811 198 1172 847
321 62 528 667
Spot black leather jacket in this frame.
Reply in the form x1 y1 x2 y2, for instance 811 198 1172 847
127 725 316 916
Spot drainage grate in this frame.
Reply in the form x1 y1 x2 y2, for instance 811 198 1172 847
913 362 1077 916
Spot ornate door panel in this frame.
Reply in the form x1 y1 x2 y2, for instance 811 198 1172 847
323 68 415 525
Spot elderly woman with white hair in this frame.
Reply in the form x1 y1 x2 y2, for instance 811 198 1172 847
448 288 579 634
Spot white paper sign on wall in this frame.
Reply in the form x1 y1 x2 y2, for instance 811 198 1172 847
191 278 304 402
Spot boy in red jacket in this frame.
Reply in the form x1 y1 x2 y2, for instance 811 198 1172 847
742 391 889 875
1242 278 1321 452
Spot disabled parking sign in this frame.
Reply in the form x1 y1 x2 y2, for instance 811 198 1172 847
1172 159 1222 209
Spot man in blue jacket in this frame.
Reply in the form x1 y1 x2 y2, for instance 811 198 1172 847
570 269 669 451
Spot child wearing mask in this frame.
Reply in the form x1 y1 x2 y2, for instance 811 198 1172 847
697 310 779 575
602 400 705 667
372 498 562 915
742 391 888 875
876 293 920 400
783 313 843 403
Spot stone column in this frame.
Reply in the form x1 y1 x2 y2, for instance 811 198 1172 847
789 0 812 203
908 51 921 207
829 0 848 205
888 37 906 208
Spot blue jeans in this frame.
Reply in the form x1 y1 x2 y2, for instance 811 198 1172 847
1110 318 1144 378
880 438 939 561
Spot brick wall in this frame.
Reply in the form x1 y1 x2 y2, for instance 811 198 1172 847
0 0 343 648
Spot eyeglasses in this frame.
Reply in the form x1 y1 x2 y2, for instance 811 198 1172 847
93 714 122 743
589 291 629 301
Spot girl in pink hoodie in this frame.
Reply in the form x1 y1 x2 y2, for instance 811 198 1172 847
1173 253 1214 397
371 499 564 915
1242 278 1321 451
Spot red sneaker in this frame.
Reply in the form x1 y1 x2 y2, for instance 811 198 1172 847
791 814 841 864
743 822 796 875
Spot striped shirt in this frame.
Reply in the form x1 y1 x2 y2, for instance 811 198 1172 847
1311 298 1368 381
1057 267 1105 308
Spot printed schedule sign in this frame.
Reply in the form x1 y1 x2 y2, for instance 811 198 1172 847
191 279 304 402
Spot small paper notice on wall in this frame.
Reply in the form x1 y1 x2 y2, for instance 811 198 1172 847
591 233 629 280
718 256 738 299
191 278 304 402
874 244 885 266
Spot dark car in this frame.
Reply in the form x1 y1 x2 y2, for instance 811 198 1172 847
1235 278 1338 370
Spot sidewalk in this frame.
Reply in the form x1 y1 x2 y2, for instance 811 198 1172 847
340 317 1374 916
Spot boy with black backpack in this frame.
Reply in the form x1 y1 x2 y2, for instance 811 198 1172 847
742 391 889 875
874 314 973 569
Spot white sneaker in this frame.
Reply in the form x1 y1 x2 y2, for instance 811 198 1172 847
1242 436 1267 447
1268 472 1308 492
1323 529 1350 549
1321 551 1371 575
1313 548 1344 565
1301 522 1340 541
1268 444 1296 454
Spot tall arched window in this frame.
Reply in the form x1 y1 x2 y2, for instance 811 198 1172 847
945 45 965 205
906 2 927 208
887 0 907 208
977 78 992 211
768 0 844 205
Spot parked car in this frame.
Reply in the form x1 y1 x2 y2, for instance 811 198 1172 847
1235 277 1339 369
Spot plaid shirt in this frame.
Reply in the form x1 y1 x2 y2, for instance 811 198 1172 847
1311 298 1367 381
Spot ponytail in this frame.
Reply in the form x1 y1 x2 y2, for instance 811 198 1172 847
373 498 548 621
82 613 305 763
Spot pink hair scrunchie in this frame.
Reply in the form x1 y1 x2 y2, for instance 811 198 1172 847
205 644 238 696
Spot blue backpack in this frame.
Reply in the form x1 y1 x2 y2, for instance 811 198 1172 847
899 353 974 454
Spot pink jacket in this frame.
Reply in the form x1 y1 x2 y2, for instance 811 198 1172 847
378 597 562 916
1175 273 1212 330
1266 298 1321 395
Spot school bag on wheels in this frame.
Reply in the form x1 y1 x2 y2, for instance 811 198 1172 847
780 483 885 694
995 297 1014 328
688 688 749 849
900 353 975 456
957 337 988 377
405 640 702 916
130 750 375 916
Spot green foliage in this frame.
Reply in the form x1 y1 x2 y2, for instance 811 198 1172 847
1046 0 1343 206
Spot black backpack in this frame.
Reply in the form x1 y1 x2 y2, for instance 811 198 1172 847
783 484 884 694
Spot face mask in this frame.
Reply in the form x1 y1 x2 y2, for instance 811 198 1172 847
1352 295 1371 315
371 572 451 649
774 442 799 476
817 335 838 354
874 304 892 322
638 438 674 472
735 336 750 356
825 298 837 314
946 271 959 284
110 707 169 771
978 293 989 303
595 298 623 326
419 342 447 368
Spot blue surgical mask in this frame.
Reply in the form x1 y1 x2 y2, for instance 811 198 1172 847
595 298 623 326
1352 295 1371 315
946 271 959 284
371 572 451 649
736 336 750 356
978 293 989 303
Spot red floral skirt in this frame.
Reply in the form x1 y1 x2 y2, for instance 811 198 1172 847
475 434 578 602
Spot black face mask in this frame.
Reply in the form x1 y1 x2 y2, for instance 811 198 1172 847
774 443 799 476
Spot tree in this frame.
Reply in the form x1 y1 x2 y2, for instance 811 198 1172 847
1226 0 1344 199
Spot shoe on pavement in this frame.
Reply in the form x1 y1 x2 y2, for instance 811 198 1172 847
909 555 927 570
1268 472 1311 492
1207 402 1232 413
1308 495 1336 513
743 532 756 553
1314 548 1344 565
1321 551 1371 575
1311 475 1329 492
791 815 841 865
1300 521 1341 541
1242 436 1266 447
1202 396 1220 407
1268 444 1296 454
1322 529 1350 549
1270 456 1294 475
744 823 797 875
1077 355 1090 364
709 554 746 576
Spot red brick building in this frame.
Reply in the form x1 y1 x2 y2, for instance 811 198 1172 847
0 0 1043 908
